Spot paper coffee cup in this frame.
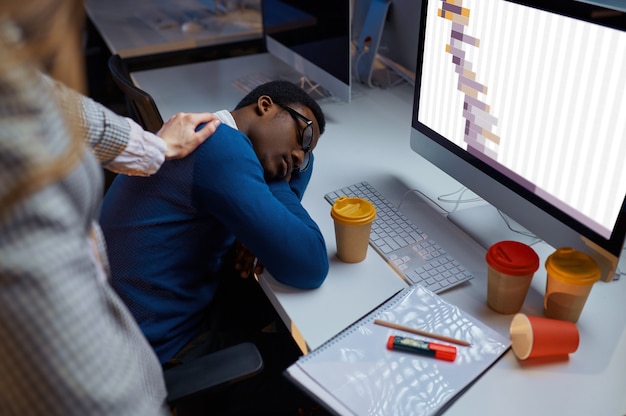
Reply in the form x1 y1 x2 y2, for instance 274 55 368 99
509 313 579 360
330 196 376 263
485 241 539 314
544 248 600 323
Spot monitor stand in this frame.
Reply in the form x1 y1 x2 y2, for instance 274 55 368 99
354 0 391 87
447 204 539 249
370 54 416 89
231 72 333 101
295 76 333 100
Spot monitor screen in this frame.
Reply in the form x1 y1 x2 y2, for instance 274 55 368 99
410 0 626 280
262 0 351 102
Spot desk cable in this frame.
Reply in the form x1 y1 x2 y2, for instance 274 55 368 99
397 186 542 246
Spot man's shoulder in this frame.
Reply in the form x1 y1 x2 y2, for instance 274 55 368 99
197 124 251 153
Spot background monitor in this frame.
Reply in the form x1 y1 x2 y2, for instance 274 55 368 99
410 0 626 281
262 0 351 102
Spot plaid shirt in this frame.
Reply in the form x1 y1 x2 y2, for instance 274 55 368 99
0 26 169 415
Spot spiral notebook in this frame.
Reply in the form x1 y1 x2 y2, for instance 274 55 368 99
285 285 510 416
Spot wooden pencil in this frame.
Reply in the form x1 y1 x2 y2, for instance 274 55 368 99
374 319 472 347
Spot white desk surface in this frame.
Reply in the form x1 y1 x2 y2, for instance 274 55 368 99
132 53 626 416
85 0 262 59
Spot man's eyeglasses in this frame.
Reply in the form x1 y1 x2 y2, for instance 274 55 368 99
278 103 314 172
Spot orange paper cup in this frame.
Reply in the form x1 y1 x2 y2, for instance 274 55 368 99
509 313 579 360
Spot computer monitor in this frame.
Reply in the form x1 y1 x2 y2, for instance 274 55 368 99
262 0 351 102
410 0 626 281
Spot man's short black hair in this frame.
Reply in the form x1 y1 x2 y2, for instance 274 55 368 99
235 80 326 135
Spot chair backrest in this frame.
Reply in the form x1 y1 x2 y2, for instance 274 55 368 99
107 54 164 133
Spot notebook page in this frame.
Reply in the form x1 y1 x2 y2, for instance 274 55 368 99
287 285 510 416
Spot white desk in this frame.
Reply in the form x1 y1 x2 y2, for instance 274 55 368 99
132 53 626 416
85 0 262 59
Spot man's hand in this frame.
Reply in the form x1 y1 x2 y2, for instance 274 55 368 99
234 241 265 278
158 112 221 160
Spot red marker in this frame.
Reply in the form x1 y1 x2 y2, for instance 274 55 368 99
387 335 457 362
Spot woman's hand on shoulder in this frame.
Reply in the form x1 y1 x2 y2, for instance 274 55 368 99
158 112 221 160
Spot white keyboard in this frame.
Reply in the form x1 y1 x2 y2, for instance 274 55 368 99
325 181 473 293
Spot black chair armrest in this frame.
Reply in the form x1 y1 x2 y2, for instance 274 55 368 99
164 342 263 404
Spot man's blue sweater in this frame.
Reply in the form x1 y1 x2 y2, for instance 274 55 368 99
100 123 328 362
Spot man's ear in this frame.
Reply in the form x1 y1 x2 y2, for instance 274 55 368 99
256 95 274 116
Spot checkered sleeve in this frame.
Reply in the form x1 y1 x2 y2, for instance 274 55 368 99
49 77 166 175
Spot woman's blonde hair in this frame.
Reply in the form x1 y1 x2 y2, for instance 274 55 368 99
0 0 88 219
2 0 87 93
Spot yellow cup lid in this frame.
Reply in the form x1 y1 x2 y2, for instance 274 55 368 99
545 247 600 285
330 196 376 225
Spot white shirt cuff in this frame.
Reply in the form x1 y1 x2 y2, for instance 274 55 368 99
105 118 166 176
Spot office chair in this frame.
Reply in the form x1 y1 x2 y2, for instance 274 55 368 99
107 54 164 133
103 54 163 193
164 341 263 409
